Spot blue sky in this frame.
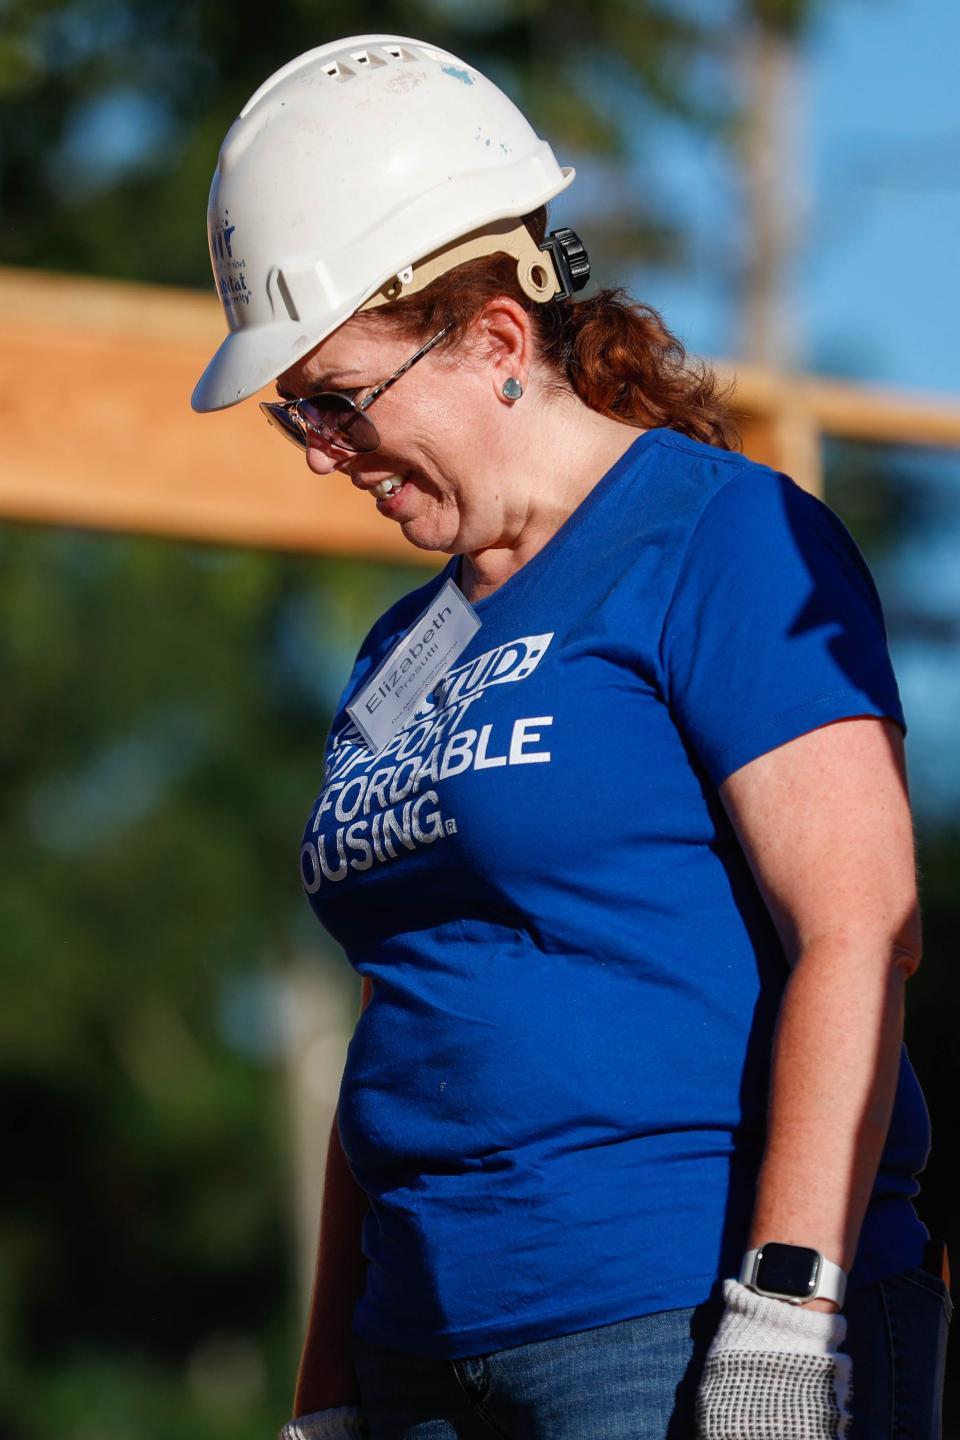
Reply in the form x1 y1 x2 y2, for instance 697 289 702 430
626 0 960 396
807 0 959 395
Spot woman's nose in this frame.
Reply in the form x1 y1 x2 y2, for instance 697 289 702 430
305 436 353 476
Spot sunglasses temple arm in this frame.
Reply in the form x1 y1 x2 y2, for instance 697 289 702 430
358 323 454 412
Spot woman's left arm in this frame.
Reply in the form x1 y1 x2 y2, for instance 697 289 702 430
696 715 921 1439
719 713 922 1293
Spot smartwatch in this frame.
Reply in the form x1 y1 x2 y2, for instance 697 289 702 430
740 1241 847 1307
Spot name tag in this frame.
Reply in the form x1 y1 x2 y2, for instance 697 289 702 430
347 578 481 754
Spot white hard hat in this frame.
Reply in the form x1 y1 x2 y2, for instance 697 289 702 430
191 34 577 413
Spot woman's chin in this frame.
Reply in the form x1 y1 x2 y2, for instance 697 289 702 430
395 509 464 555
398 521 458 554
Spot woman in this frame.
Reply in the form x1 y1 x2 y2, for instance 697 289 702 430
192 35 950 1440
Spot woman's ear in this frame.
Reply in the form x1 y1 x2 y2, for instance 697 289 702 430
472 296 533 400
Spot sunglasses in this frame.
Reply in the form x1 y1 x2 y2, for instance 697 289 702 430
259 323 453 454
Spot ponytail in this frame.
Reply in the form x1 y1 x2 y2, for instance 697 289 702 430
538 288 740 450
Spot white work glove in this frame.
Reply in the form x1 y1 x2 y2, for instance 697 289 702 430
696 1279 852 1439
278 1406 367 1440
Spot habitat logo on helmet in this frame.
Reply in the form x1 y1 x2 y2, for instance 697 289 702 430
210 211 250 316
191 35 576 413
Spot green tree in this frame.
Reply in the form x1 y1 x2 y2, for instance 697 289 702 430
0 525 431 1439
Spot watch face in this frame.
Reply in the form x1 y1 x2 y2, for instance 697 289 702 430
755 1243 820 1298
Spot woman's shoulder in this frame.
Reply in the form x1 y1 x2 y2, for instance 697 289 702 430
633 428 858 571
641 427 801 515
602 427 842 587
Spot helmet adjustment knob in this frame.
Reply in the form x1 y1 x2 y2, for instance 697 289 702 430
539 227 590 301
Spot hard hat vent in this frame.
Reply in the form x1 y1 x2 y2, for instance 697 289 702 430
324 60 356 83
322 44 426 83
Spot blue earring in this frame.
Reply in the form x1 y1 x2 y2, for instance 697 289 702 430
502 377 524 401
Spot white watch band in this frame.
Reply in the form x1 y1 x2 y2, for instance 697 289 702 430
740 1245 847 1307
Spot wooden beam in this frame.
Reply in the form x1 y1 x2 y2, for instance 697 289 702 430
0 267 422 561
736 406 823 497
2 266 959 556
714 357 960 449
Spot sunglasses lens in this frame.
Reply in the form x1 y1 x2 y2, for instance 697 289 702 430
261 403 308 449
298 396 380 454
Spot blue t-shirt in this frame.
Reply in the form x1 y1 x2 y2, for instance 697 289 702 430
301 427 930 1359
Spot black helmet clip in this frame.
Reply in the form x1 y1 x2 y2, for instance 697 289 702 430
539 227 590 301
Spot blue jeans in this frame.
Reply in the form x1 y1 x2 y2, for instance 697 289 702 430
350 1267 952 1439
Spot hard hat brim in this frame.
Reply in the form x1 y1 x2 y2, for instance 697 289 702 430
191 311 343 414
